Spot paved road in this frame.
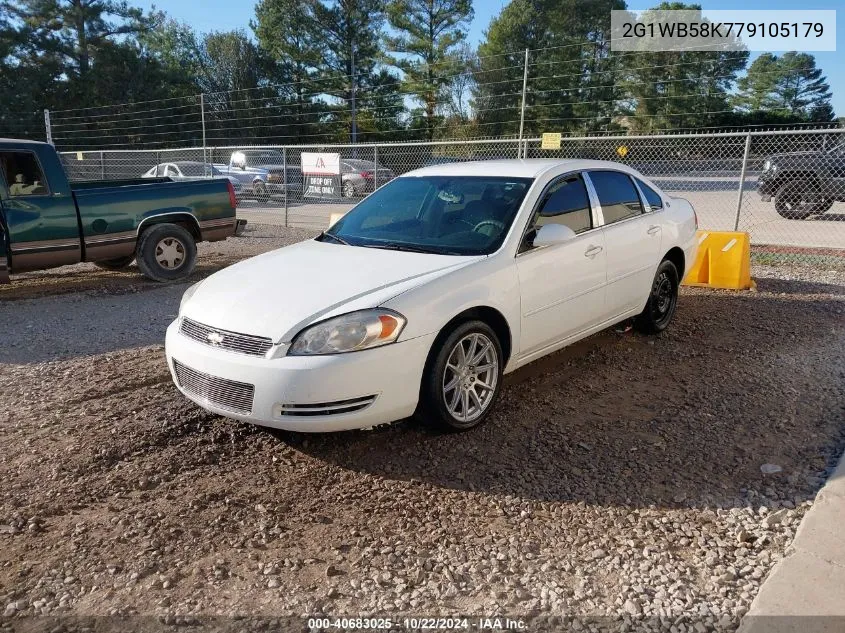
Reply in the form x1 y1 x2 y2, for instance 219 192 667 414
237 176 845 250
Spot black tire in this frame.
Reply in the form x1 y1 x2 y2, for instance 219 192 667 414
342 181 356 198
774 180 830 219
94 255 135 271
420 320 504 431
635 260 679 335
135 223 197 282
253 180 269 203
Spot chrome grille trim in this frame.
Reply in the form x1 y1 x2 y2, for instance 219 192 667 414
173 360 254 414
279 395 377 417
180 318 273 357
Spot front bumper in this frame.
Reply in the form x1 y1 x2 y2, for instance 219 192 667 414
757 175 776 200
165 319 436 432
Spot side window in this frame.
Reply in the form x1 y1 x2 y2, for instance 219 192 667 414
165 165 178 178
589 171 644 225
521 173 593 252
0 151 49 197
636 178 663 211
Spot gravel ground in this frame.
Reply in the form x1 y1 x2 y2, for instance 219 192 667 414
1 225 844 632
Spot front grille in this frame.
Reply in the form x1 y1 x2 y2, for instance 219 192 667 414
279 395 377 417
173 360 254 414
180 318 273 357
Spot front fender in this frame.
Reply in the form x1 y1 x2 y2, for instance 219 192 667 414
382 258 522 370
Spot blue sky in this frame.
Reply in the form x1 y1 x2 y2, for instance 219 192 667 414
135 0 842 115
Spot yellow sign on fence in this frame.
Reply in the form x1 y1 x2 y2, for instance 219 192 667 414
541 132 561 150
616 145 629 158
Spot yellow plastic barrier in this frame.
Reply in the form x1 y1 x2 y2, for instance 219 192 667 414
682 230 755 290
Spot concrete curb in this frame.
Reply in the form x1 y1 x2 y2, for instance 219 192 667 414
738 450 845 633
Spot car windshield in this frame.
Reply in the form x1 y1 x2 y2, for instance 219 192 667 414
179 164 219 176
344 159 376 170
244 151 283 162
322 176 533 256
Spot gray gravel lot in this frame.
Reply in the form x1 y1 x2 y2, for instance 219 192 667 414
0 225 843 632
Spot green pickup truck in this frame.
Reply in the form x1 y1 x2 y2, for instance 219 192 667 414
0 138 244 284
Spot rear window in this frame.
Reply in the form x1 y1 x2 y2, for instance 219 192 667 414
0 151 49 197
636 178 663 211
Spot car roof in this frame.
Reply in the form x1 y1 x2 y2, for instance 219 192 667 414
403 159 641 179
0 138 48 146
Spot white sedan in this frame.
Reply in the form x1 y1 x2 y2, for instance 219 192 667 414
165 159 698 432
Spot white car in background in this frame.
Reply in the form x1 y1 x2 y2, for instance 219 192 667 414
165 159 698 433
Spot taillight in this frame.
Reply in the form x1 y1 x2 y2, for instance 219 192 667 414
227 181 237 209
360 170 373 179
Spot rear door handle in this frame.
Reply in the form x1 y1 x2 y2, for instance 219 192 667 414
647 225 662 235
584 245 603 258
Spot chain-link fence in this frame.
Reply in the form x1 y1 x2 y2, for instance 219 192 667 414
59 129 845 266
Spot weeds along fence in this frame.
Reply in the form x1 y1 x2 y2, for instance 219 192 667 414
58 128 845 267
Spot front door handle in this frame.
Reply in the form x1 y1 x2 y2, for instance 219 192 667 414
647 225 662 235
584 245 603 258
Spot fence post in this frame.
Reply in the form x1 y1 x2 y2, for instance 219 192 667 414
200 94 207 176
733 133 752 231
373 145 379 191
100 151 105 180
518 48 529 159
283 147 288 227
44 109 53 145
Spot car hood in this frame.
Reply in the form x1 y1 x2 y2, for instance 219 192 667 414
182 239 483 342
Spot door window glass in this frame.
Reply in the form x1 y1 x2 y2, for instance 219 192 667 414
589 171 644 224
0 151 49 196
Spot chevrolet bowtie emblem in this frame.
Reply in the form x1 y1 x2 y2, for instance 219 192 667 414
207 331 225 346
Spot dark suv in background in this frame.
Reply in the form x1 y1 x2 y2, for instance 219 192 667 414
758 140 845 219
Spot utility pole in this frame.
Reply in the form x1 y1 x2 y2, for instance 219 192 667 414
518 48 529 159
44 109 53 145
350 41 358 151
200 94 207 176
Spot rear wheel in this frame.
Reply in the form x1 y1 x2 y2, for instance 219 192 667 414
420 321 503 431
342 181 356 198
136 223 197 282
94 255 135 271
635 260 679 334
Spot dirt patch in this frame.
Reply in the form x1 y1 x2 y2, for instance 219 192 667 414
0 231 843 631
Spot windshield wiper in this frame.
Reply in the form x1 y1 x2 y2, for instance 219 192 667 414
319 231 351 246
363 242 463 255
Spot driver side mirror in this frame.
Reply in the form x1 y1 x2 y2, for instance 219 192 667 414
532 223 577 247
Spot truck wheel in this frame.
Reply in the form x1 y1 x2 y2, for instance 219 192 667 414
253 181 269 203
136 223 197 282
94 256 135 271
774 180 829 219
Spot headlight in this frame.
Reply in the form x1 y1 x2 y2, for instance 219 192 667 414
289 309 406 355
763 160 772 171
179 282 202 315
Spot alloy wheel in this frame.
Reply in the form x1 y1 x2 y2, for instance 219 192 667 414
442 332 499 424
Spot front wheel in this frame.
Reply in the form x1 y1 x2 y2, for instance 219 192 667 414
635 260 679 334
136 223 197 282
253 180 269 203
774 180 830 219
420 321 504 431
